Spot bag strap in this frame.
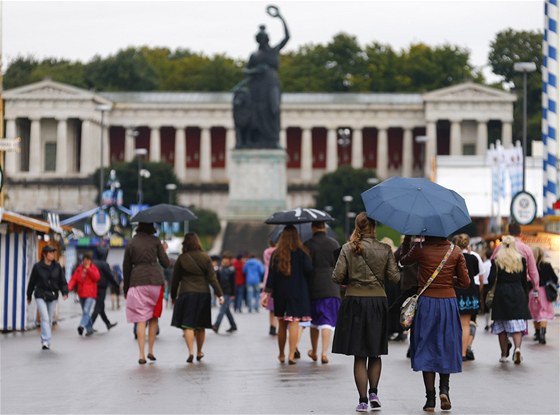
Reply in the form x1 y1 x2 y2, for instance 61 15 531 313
417 243 455 297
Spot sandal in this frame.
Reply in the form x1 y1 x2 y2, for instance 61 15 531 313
196 353 204 361
138 358 147 365
186 354 194 363
147 353 156 361
321 355 329 364
307 350 318 362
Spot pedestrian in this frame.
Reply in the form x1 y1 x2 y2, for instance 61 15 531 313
380 237 405 342
529 246 558 345
91 246 119 332
331 213 400 412
451 234 480 361
304 220 341 364
491 222 540 339
26 245 68 350
261 240 278 335
262 225 312 365
400 233 470 412
110 264 123 310
488 235 533 364
170 232 224 363
212 252 238 333
123 222 170 365
243 253 265 312
480 247 493 331
232 253 246 312
68 253 100 337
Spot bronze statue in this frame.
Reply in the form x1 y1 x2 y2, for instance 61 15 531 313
233 5 290 149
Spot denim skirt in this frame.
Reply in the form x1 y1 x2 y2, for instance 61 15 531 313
410 296 462 373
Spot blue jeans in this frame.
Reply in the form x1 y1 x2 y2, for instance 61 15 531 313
35 298 57 345
79 298 95 332
214 295 237 330
246 283 260 312
234 285 245 312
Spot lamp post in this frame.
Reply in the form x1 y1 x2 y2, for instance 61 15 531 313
134 148 148 205
337 128 351 165
95 104 112 205
165 183 177 204
343 195 353 238
513 61 537 191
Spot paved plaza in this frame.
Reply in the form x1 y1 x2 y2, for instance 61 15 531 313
1 294 559 415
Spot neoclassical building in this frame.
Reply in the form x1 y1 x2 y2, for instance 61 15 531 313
3 79 516 218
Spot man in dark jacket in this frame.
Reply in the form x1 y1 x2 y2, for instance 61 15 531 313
212 252 238 333
304 221 340 364
91 246 119 331
27 245 69 350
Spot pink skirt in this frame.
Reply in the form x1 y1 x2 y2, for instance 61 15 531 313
126 285 164 323
528 286 555 321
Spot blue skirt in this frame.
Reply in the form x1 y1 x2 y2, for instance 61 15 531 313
410 296 463 373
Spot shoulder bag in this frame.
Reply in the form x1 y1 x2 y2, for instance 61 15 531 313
400 243 455 330
545 280 558 302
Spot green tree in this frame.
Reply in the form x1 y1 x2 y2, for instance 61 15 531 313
189 207 221 238
314 166 378 225
93 160 178 207
488 29 542 153
84 47 159 91
4 56 86 89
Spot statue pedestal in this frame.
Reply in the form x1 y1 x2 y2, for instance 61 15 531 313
226 149 287 220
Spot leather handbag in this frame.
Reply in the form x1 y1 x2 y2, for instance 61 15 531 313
400 243 455 330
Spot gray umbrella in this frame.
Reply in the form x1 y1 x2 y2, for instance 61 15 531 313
130 204 198 223
264 208 334 225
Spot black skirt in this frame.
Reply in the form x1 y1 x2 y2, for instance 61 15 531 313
332 296 389 357
171 292 212 330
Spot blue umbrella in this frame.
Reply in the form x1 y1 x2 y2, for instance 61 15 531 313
361 177 471 237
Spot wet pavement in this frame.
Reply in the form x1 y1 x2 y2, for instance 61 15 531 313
1 295 559 414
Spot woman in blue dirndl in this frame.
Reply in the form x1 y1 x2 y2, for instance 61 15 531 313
400 235 470 412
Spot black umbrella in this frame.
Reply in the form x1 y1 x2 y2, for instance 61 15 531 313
264 208 334 225
269 223 337 244
130 204 198 223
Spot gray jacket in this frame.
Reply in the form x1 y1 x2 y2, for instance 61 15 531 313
332 236 400 297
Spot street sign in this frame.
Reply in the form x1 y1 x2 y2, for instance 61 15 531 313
510 191 537 225
92 210 111 236
0 138 21 152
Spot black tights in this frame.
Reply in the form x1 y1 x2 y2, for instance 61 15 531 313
354 356 381 400
422 371 450 392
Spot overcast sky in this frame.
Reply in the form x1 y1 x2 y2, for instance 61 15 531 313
1 0 544 83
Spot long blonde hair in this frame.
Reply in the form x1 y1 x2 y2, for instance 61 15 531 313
532 246 547 268
349 212 376 255
495 235 523 273
273 225 307 276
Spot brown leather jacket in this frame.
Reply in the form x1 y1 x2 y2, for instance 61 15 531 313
400 236 469 298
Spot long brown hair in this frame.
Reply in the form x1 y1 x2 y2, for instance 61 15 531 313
273 225 307 276
182 232 203 253
349 212 376 255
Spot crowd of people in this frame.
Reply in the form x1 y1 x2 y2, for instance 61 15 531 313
26 218 558 413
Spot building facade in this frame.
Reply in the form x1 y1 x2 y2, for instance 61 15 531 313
3 80 517 218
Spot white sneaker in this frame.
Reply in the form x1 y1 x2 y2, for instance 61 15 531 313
499 356 509 363
41 342 50 350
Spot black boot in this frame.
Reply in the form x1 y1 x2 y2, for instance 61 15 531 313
439 374 451 411
539 327 547 345
533 329 541 342
423 390 436 412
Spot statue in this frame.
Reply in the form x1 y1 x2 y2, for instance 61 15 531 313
233 5 290 149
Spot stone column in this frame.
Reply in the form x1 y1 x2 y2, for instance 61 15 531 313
450 120 462 155
376 127 388 179
351 127 363 169
301 127 313 181
174 126 186 181
149 126 161 162
326 127 338 172
226 127 235 175
279 128 287 149
124 127 135 162
29 118 41 175
56 118 68 175
502 120 513 147
80 119 93 174
4 118 18 175
476 120 488 155
402 128 413 178
425 121 437 178
200 127 211 182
